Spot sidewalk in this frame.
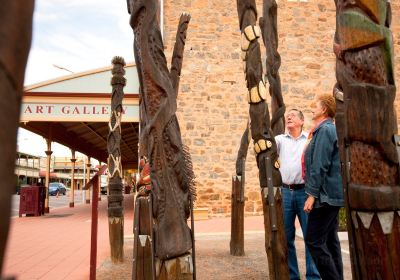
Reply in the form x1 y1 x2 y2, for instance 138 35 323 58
3 194 135 280
98 213 352 280
3 193 265 280
3 195 351 280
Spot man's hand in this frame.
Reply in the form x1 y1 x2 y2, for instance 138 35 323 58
304 195 315 213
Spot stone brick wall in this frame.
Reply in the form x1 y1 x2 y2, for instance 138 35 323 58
162 0 400 216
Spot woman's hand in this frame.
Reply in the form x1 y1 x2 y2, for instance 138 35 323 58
304 195 315 213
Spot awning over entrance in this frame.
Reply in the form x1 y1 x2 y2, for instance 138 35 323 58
21 63 140 169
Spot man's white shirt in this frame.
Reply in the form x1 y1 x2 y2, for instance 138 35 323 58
275 131 308 185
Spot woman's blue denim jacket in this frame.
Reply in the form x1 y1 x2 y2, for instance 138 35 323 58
304 119 344 208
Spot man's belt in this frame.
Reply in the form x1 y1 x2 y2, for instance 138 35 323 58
282 183 305 191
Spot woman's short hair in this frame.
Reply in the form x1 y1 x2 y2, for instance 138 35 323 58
316 93 336 118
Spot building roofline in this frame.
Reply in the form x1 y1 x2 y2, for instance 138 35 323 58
16 151 42 159
24 62 137 91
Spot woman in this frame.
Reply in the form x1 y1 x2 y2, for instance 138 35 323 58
303 93 344 280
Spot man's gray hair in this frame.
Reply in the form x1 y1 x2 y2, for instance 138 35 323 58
288 108 304 121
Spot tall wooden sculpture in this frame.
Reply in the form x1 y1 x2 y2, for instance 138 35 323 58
0 1 34 278
127 0 195 279
107 56 126 263
261 0 285 136
334 1 400 279
235 0 288 278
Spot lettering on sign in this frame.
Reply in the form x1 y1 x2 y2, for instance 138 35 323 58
20 103 138 122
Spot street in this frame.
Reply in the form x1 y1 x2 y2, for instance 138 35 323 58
11 190 107 217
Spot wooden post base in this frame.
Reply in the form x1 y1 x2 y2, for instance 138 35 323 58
132 197 195 280
158 253 193 280
69 202 74 208
132 197 154 280
109 216 124 263
230 175 244 256
261 187 289 280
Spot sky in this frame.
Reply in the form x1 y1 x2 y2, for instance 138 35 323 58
18 0 135 158
25 0 134 85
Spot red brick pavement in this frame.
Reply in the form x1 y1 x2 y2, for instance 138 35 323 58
3 194 268 280
3 194 135 280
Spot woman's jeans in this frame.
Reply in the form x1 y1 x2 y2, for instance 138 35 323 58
282 187 320 280
305 205 343 280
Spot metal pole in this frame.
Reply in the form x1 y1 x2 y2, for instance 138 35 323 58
98 160 101 201
44 139 52 213
70 150 76 207
83 156 86 203
86 158 91 204
90 176 99 280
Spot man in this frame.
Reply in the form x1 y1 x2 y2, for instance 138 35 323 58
275 109 320 280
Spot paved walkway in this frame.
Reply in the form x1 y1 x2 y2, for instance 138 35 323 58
3 194 135 280
3 194 350 279
97 215 351 280
3 194 266 280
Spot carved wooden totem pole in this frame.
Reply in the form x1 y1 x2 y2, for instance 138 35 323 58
260 0 285 136
334 1 400 279
107 56 126 263
0 1 34 279
232 0 286 261
128 0 195 279
235 0 288 278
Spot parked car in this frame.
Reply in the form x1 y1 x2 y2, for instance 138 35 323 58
48 182 67 196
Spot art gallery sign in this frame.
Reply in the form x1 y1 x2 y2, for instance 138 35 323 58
21 63 140 123
20 102 139 122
